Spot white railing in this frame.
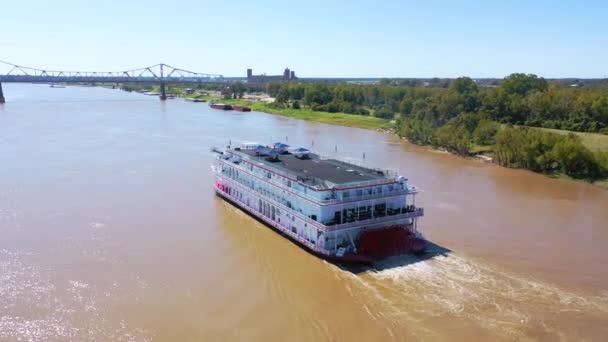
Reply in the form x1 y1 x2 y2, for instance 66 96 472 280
214 178 330 255
219 159 416 206
216 171 327 230
323 208 424 232
318 187 417 205
313 150 400 177
219 159 327 204
216 169 423 234
230 149 296 180
229 148 401 191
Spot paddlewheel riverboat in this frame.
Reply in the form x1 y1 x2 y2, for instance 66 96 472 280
211 142 425 263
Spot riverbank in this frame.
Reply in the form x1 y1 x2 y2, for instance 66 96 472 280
402 129 608 190
182 94 392 130
405 135 608 190
177 92 608 189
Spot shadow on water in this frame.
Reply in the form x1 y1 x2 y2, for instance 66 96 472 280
217 194 451 275
334 241 452 275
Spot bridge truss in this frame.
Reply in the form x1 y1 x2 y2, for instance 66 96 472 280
0 61 224 83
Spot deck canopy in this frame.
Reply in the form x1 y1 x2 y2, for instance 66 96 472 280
273 142 290 149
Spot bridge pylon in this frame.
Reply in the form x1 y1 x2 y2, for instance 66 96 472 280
0 82 5 103
159 64 167 101
159 81 167 101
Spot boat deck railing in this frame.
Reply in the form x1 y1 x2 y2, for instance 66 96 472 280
312 150 399 178
323 207 424 231
218 157 416 205
214 178 330 255
215 167 423 234
229 149 296 181
229 148 401 191
318 187 417 204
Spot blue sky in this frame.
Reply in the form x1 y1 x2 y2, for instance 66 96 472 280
2 0 606 78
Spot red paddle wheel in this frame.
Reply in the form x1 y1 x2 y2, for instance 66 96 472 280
358 226 426 260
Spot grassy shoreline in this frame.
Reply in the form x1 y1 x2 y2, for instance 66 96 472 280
178 93 607 190
532 126 608 152
183 94 392 130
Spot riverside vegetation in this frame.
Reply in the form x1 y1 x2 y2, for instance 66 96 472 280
123 74 608 186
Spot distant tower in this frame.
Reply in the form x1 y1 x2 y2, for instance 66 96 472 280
247 68 252 82
283 68 290 81
290 70 295 80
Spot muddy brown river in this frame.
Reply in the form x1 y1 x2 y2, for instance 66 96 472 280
1 83 607 341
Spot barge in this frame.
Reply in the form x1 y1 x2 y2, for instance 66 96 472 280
210 103 233 110
185 98 207 102
233 105 251 112
212 142 426 264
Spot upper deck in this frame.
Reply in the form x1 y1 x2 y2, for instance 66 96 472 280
228 143 400 190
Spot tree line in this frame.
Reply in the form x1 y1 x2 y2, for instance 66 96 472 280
263 74 608 134
121 74 608 181
261 74 608 180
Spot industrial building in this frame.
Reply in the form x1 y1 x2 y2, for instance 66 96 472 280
247 68 297 83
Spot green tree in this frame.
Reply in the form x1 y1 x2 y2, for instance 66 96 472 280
374 106 394 119
551 134 599 178
399 97 413 116
501 73 548 96
472 120 499 145
449 77 480 112
232 82 245 99
275 84 290 103
434 124 470 155
266 82 282 97
304 83 332 105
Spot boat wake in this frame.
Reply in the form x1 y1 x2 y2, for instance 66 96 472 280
335 253 608 341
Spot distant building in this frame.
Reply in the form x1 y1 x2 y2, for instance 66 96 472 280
247 67 298 83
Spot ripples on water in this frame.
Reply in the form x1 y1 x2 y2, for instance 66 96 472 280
220 201 608 341
3 84 608 340
0 249 150 341
333 253 608 341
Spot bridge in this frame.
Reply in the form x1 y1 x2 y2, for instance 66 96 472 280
0 61 225 102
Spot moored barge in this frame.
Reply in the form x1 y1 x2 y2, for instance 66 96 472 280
210 103 233 110
185 98 207 102
212 142 426 263
233 105 251 112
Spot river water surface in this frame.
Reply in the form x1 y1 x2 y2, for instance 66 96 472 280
1 83 607 341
